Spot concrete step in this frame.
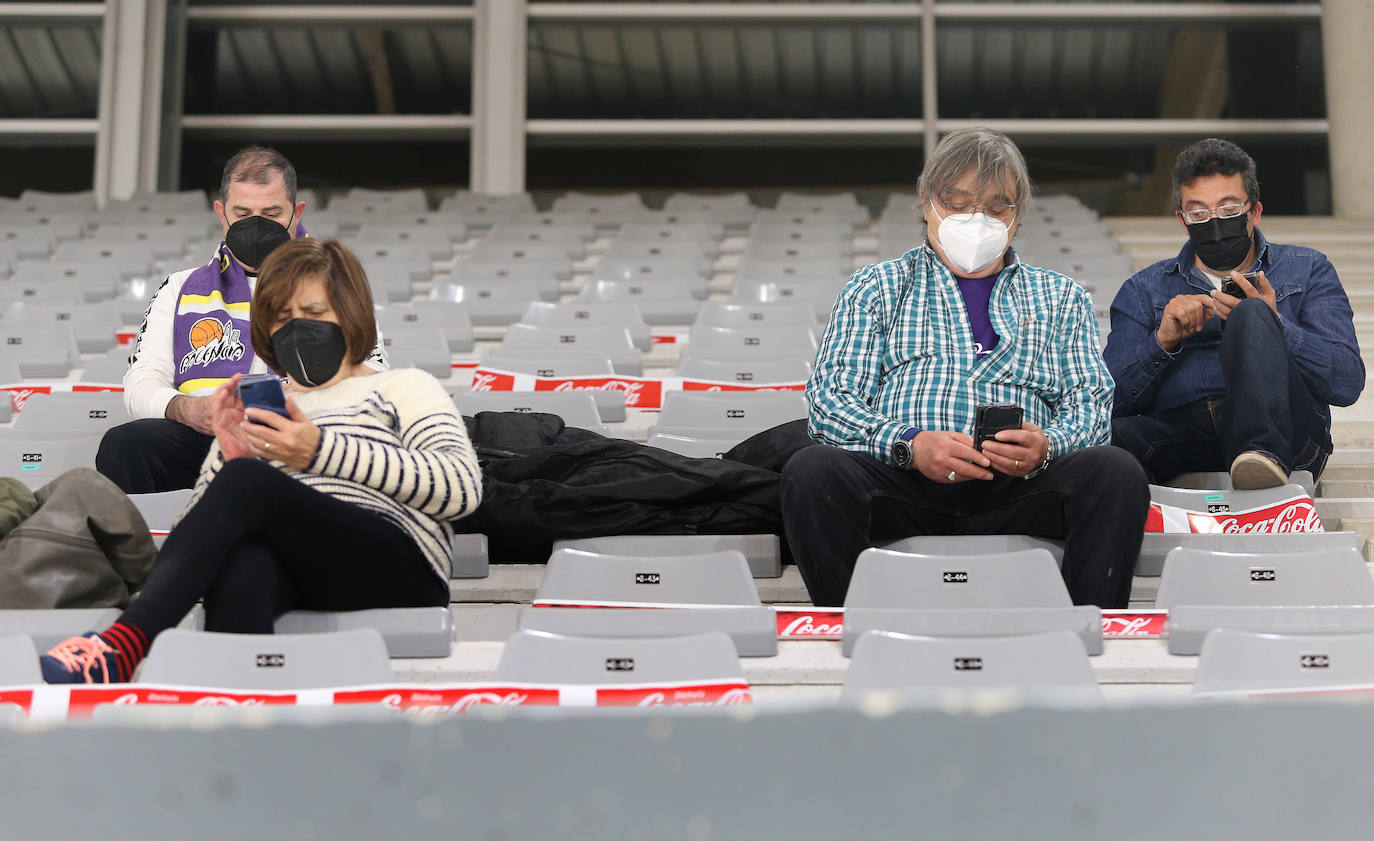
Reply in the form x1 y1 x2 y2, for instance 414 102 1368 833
1329 449 1374 466
1319 478 1374 498
1320 464 1374 481
1317 497 1374 524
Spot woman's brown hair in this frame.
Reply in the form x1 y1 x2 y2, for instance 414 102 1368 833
251 238 377 375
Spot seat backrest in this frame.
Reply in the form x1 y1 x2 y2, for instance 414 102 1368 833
1194 628 1374 696
14 391 129 432
468 239 573 265
80 355 131 384
128 489 193 533
841 629 1099 701
482 350 615 378
658 390 807 429
645 431 742 459
687 324 817 356
376 302 474 343
616 222 723 246
0 634 39 686
454 391 603 428
486 223 591 244
677 353 811 385
578 277 701 303
502 322 637 353
845 548 1072 609
537 548 760 607
694 300 819 330
430 280 551 304
494 629 743 684
1155 547 1374 607
439 192 536 220
0 431 103 488
594 257 710 283
878 534 1066 565
137 628 394 689
519 301 650 349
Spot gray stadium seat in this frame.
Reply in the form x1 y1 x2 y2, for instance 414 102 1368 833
1158 546 1374 655
130 489 192 548
0 226 58 260
484 224 588 260
616 222 723 253
0 243 15 278
842 547 1102 656
500 322 642 377
499 211 599 241
379 326 453 379
687 324 818 357
663 191 757 229
655 390 808 430
520 300 652 352
578 279 703 324
1166 469 1317 499
879 534 1066 564
359 260 418 304
676 353 811 385
840 629 1101 704
1 300 120 352
734 255 854 280
107 189 209 213
376 302 475 353
730 276 847 308
480 350 625 422
1137 531 1360 577
352 222 465 261
467 241 574 280
694 300 822 331
0 277 87 306
87 224 189 260
748 218 853 244
451 532 490 579
0 325 81 377
594 258 711 295
555 534 783 579
775 191 870 228
273 607 454 658
1193 628 1374 698
494 629 744 685
449 260 562 299
430 280 554 325
454 391 608 434
550 191 648 227
115 277 162 323
601 242 715 276
0 431 103 489
16 188 96 213
645 430 747 460
1147 483 1321 535
80 353 130 385
54 241 155 280
335 187 429 213
438 192 536 227
0 634 40 686
741 239 854 262
14 391 129 432
0 609 120 652
137 628 394 689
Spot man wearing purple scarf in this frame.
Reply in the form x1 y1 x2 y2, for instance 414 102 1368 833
96 146 387 493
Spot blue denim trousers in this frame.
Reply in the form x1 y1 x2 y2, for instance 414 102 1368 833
1111 298 1332 484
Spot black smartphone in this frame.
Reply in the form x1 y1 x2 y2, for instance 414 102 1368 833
237 375 289 423
973 403 1024 450
1220 271 1260 299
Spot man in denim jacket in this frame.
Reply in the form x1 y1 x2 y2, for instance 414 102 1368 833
1104 139 1363 489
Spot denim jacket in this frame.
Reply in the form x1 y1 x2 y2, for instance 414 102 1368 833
1103 229 1364 423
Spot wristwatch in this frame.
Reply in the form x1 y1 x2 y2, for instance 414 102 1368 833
1023 449 1053 480
891 426 919 469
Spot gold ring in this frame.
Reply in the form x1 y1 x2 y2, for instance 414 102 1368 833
1015 459 1020 469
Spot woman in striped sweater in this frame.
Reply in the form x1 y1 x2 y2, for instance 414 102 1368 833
41 238 482 683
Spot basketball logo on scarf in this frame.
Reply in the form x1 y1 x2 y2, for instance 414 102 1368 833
178 316 246 375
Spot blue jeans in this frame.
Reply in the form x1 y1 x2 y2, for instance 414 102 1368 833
1112 298 1331 484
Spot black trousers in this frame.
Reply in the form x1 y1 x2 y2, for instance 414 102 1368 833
97 419 214 494
780 444 1150 609
121 458 449 637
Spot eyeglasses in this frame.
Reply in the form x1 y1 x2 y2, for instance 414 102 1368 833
1180 202 1249 225
940 199 1017 222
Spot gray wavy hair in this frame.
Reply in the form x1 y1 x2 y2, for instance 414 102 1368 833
917 127 1032 213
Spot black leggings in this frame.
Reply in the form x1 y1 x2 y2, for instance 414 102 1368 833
121 458 449 636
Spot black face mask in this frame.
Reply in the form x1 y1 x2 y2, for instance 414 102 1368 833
1186 214 1252 272
225 214 292 269
271 318 348 387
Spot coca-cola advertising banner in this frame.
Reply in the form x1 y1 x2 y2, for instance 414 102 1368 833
1146 495 1323 535
66 685 298 717
333 685 560 714
1100 609 1168 639
776 609 845 640
0 689 33 713
470 367 804 410
0 382 124 413
596 680 752 707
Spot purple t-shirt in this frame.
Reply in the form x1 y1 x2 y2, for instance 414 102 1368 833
955 272 999 360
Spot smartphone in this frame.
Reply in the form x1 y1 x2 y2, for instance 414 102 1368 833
237 375 289 423
1220 271 1261 299
973 403 1024 450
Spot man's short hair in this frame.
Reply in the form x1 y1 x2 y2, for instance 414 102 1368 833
917 127 1032 213
1171 138 1260 209
251 238 377 376
220 145 297 206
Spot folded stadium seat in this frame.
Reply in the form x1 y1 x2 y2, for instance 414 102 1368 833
0 325 81 378
593 259 710 299
467 241 574 282
480 350 624 422
879 533 1066 562
519 548 776 655
12 261 121 303
484 224 591 260
520 300 652 352
54 241 155 281
578 278 701 325
654 389 807 431
734 254 855 281
356 259 415 304
550 191 649 228
645 430 749 460
296 209 348 238
694 300 824 332
268 607 454 658
601 241 716 276
129 488 193 549
0 611 119 653
500 211 600 240
1157 546 1374 655
0 634 40 686
1 300 120 353
494 629 745 685
1164 469 1317 498
334 186 429 214
0 430 104 489
3 211 86 243
741 239 855 263
430 280 552 325
1193 628 1374 698
747 221 854 250
451 532 490 579
1138 483 1321 575
14 391 129 433
137 628 395 688
500 322 642 377
376 301 475 353
438 192 536 227
617 220 725 248
353 241 432 282
0 243 15 278
841 547 1103 656
1016 236 1120 264
80 353 128 385
351 222 465 262
16 189 96 214
115 277 162 324
730 276 846 311
86 225 189 261
686 324 818 358
86 210 214 239
663 191 758 229
449 260 561 301
676 353 812 385
840 629 1101 705
453 391 609 435
775 191 871 229
0 226 59 261
378 326 452 379
107 189 209 214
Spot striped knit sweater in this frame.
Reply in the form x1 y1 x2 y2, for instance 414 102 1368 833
184 368 482 581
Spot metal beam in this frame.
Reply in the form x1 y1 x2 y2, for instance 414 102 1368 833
0 118 98 141
526 2 1320 23
179 114 474 141
185 6 475 26
0 3 104 21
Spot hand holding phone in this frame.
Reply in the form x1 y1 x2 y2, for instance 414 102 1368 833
973 403 1024 451
1220 270 1260 299
237 375 290 424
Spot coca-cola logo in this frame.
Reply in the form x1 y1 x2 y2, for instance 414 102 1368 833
1101 614 1166 638
628 687 752 707
1190 500 1323 534
777 612 844 638
379 690 531 715
472 372 498 391
551 379 649 407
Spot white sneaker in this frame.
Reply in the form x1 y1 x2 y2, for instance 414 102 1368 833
1230 451 1287 490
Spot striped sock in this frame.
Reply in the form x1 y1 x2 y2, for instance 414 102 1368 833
98 622 151 682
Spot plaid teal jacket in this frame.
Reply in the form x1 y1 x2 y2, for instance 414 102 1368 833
807 244 1113 466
